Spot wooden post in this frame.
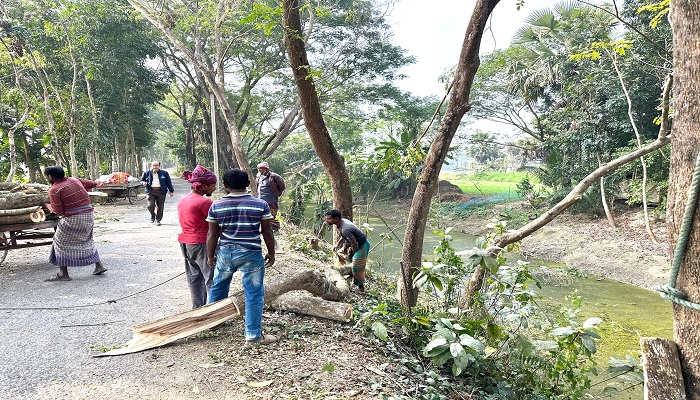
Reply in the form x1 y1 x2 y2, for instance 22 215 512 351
641 337 686 399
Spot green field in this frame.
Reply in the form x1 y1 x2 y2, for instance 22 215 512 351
440 171 538 197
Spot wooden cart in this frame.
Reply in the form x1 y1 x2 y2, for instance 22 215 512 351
95 181 143 204
0 219 59 266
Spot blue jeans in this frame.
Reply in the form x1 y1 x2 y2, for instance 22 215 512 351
208 245 265 340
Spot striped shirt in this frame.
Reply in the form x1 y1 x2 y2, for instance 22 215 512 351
48 177 96 217
206 193 272 251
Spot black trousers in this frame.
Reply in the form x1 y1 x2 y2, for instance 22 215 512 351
147 190 166 222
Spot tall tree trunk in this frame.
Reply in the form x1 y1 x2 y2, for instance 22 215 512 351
597 151 617 228
128 0 254 183
4 107 29 182
84 63 101 180
67 42 80 178
22 133 39 182
668 1 700 398
611 53 656 242
398 0 500 307
282 0 354 219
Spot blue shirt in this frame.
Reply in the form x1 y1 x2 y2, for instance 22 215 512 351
206 193 272 251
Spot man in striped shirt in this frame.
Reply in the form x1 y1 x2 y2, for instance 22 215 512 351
44 166 107 281
206 169 277 346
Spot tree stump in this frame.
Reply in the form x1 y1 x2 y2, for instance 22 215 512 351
641 337 686 400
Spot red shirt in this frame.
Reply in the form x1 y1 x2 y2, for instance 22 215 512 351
47 177 96 217
177 192 213 244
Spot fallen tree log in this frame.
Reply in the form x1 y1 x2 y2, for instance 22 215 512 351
0 206 42 216
0 208 45 225
270 293 353 322
98 268 352 357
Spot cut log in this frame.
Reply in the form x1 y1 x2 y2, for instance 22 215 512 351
98 269 351 357
0 182 50 192
270 294 353 322
641 337 686 400
88 191 108 205
0 193 49 210
0 206 42 216
0 208 45 225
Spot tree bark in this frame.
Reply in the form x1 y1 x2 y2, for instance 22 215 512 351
399 0 501 307
0 193 50 210
641 337 686 400
281 0 354 219
668 2 700 398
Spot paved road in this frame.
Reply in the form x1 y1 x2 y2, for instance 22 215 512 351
0 176 203 399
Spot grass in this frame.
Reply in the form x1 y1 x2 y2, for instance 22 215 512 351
441 170 543 197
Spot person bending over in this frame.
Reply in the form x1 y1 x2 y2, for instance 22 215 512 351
324 209 370 292
44 166 107 281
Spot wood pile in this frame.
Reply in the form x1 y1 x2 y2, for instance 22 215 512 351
0 182 50 211
0 206 46 225
0 183 107 223
0 183 50 226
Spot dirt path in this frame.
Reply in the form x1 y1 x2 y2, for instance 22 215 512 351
0 177 200 398
0 177 406 400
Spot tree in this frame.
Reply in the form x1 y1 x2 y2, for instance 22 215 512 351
399 0 500 307
465 131 503 166
666 1 700 397
281 0 353 219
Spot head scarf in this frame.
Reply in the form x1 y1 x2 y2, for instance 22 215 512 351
182 165 217 193
256 162 270 170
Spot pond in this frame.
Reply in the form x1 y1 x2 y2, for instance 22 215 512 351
324 213 673 398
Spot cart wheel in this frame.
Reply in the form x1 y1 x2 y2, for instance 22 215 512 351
0 233 8 266
128 187 138 204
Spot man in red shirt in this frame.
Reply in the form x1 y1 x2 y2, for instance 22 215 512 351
178 165 218 308
44 166 107 281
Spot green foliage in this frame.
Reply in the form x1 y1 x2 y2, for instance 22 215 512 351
283 169 331 231
637 0 670 28
350 221 648 399
414 228 469 311
516 175 549 213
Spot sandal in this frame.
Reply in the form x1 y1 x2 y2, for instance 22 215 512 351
46 273 71 282
244 332 279 347
93 263 108 275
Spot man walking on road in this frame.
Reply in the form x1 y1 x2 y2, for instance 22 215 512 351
140 161 174 225
206 169 278 346
44 166 107 281
178 165 218 309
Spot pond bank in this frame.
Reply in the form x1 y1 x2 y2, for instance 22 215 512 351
452 202 671 290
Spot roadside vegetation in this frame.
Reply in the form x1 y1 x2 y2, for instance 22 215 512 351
3 0 694 398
